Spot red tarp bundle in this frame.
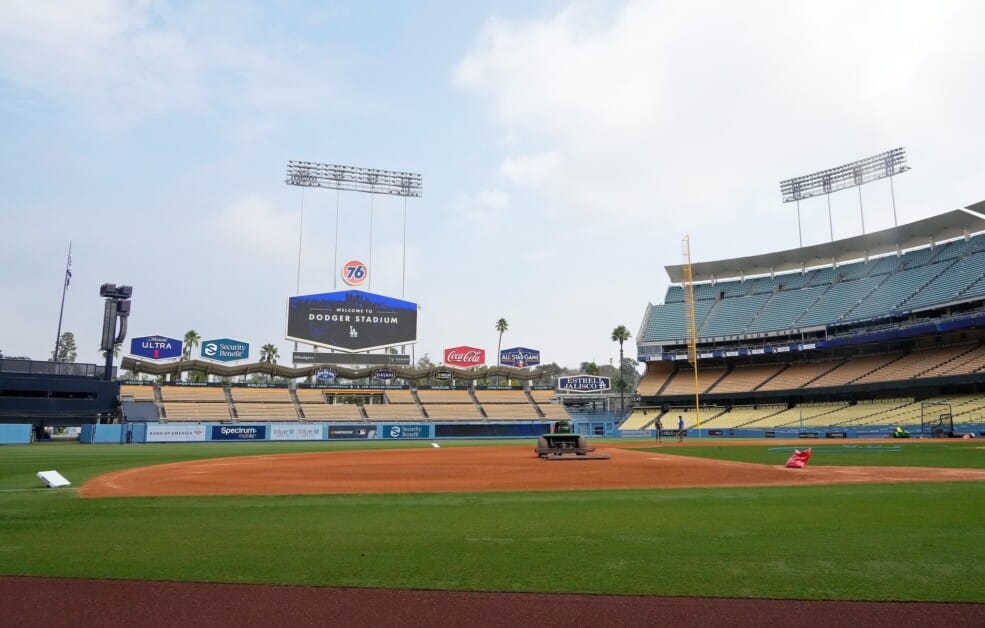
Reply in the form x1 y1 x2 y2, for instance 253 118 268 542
785 448 812 469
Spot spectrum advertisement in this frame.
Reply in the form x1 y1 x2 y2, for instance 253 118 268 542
211 425 267 440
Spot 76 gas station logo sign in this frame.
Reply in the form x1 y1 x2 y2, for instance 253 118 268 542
341 260 368 286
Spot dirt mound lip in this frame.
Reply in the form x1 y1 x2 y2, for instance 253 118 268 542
80 444 985 499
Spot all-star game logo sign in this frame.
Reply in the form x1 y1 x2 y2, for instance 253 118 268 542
341 260 368 287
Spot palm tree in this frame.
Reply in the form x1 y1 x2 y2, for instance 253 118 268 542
494 318 509 386
260 343 279 381
181 329 202 382
611 325 632 411
182 329 201 360
260 343 279 364
495 318 509 364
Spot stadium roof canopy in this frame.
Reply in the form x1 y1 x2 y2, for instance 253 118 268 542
665 200 985 284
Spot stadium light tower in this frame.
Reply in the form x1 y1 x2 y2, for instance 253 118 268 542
98 283 132 381
285 161 422 295
780 147 910 247
285 161 423 363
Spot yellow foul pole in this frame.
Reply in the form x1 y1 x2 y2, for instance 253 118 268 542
682 236 701 435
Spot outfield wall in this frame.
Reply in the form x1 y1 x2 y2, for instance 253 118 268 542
80 422 553 444
0 424 33 444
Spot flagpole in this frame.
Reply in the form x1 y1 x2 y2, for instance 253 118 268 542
53 242 72 362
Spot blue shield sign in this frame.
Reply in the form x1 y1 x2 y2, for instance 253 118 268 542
315 368 337 381
557 375 611 392
500 346 541 367
200 338 249 362
130 335 182 360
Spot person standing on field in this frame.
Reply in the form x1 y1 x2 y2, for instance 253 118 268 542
677 415 685 442
655 416 663 444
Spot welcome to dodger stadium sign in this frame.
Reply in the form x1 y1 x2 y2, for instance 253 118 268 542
286 289 417 352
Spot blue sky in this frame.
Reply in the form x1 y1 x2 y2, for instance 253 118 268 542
1 0 983 370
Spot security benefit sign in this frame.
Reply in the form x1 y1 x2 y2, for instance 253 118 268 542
499 346 541 367
286 289 417 352
200 338 249 362
557 375 611 392
130 335 182 360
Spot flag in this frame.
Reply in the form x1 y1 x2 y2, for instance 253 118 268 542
65 253 72 287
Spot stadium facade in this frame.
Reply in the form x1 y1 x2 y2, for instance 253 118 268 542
630 201 985 437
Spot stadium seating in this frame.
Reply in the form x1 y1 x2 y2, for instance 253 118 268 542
756 362 841 391
529 390 570 420
120 384 157 401
640 234 985 344
473 390 541 419
300 402 363 421
636 362 674 395
160 386 226 402
708 364 784 393
163 401 231 421
619 410 657 430
660 367 727 395
228 387 298 421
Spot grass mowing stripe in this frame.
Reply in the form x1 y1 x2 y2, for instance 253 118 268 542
1 484 983 601
643 440 985 468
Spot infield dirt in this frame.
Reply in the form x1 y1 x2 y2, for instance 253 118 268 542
80 442 985 498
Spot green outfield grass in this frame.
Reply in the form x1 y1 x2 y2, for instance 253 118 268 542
1 440 983 602
643 440 985 468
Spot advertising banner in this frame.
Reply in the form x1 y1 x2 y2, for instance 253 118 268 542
293 352 411 366
211 425 267 441
286 289 418 352
499 346 541 367
382 424 430 439
269 424 323 441
201 338 249 362
130 335 182 360
340 260 368 287
557 375 611 392
435 423 550 438
315 368 337 381
327 425 377 439
146 424 207 442
443 346 485 368
374 368 397 380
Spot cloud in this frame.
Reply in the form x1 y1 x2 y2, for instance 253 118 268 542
456 0 985 237
458 188 513 227
205 195 297 259
500 152 560 187
0 0 343 128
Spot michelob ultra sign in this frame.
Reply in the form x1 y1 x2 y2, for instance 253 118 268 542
130 335 182 360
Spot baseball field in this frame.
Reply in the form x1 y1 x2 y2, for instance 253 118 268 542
1 438 983 626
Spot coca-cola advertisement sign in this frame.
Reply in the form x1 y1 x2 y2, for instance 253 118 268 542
443 346 485 368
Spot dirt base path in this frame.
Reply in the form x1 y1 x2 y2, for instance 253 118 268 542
81 443 985 498
3 576 983 628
